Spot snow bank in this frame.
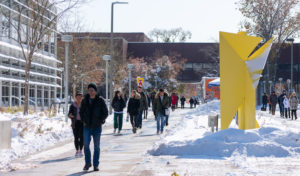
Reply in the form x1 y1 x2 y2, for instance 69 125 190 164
148 100 300 159
0 112 73 171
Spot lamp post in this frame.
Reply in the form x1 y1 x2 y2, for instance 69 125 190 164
279 77 283 93
268 80 272 94
263 80 266 93
109 1 128 114
127 64 134 98
61 35 73 122
154 75 158 88
103 55 111 106
287 38 294 92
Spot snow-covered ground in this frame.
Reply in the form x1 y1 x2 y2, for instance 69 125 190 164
132 101 300 176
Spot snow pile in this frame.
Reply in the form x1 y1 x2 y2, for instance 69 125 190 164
0 112 73 171
148 100 300 159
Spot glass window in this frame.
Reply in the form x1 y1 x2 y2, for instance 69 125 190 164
184 63 193 70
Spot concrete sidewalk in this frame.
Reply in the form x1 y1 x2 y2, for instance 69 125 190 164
2 109 188 176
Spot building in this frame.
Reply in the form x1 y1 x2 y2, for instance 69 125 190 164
0 0 62 108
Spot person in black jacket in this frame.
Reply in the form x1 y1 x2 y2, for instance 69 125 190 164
269 91 278 116
137 86 148 129
112 90 126 134
180 95 186 109
80 83 108 172
262 93 268 110
278 91 286 117
68 91 84 158
127 90 141 133
189 98 194 109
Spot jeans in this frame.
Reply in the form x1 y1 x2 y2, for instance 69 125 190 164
84 127 102 167
114 113 123 131
291 110 298 120
271 104 276 115
284 108 290 118
137 110 143 128
157 112 165 132
165 114 169 125
279 104 284 116
262 103 267 109
130 115 138 128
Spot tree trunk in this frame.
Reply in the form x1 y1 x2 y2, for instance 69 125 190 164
23 60 31 115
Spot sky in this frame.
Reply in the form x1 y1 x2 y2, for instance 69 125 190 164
75 0 244 42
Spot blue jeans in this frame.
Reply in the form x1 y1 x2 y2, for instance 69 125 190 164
84 127 102 166
165 115 169 125
137 110 143 128
157 112 165 132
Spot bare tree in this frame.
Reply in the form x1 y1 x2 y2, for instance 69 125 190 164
237 0 300 82
0 0 84 115
149 28 192 42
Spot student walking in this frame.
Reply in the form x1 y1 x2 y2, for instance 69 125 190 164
290 92 299 120
180 96 186 109
153 88 170 134
189 98 194 109
80 83 108 171
283 95 290 119
127 90 140 133
269 91 278 116
112 90 126 134
68 91 84 158
137 86 148 128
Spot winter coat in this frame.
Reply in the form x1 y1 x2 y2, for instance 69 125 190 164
262 95 268 105
112 97 126 113
80 94 108 129
127 95 141 116
194 99 198 105
290 96 299 110
153 93 170 117
278 94 285 105
138 91 148 111
269 94 278 105
283 98 290 108
150 91 156 102
189 98 194 104
180 97 186 104
171 94 178 106
68 102 82 129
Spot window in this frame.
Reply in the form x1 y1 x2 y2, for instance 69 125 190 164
184 63 193 70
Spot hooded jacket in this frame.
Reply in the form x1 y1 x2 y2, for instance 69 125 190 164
152 92 170 117
127 94 141 116
290 96 299 110
80 94 108 129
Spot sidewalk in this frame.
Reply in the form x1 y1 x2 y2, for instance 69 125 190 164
2 108 189 176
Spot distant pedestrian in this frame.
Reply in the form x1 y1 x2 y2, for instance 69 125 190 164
80 83 108 171
283 95 290 119
171 92 178 111
153 88 170 134
269 91 278 116
189 98 194 109
165 90 171 126
127 90 140 133
290 92 298 120
137 86 148 129
180 96 186 109
278 91 286 117
194 98 198 108
262 93 268 110
176 94 179 108
143 93 149 119
68 91 84 158
150 88 157 107
112 90 126 134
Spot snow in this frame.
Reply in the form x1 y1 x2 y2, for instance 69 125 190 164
133 100 300 175
0 111 73 171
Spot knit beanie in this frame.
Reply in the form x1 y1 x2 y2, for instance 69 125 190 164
88 82 97 92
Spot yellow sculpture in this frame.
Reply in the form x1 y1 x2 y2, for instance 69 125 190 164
220 31 273 130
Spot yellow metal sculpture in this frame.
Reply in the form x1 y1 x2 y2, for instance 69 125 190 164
220 31 273 130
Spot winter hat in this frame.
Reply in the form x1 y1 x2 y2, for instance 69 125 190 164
88 82 97 92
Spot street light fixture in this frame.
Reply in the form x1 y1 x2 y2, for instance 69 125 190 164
287 79 291 93
268 80 272 94
287 38 294 92
127 64 134 98
109 1 128 114
103 55 111 106
61 35 73 122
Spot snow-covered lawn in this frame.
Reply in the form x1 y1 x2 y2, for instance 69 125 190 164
0 111 73 171
133 101 300 175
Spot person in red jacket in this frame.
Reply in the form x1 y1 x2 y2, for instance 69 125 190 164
170 92 178 111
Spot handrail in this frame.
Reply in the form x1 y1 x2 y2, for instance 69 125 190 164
11 96 36 105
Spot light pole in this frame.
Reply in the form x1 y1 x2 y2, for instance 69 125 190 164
263 80 266 93
103 55 111 106
154 75 158 88
127 64 134 98
58 67 64 102
268 80 272 94
109 1 128 114
279 77 283 93
81 78 84 93
62 35 73 122
287 38 294 92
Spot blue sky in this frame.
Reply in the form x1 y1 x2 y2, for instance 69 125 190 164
76 0 245 42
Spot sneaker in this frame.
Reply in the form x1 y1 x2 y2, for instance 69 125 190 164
83 163 92 171
79 151 83 157
75 152 79 158
157 131 159 135
118 130 121 134
161 130 163 134
166 122 168 126
94 166 99 171
113 129 116 134
133 128 137 133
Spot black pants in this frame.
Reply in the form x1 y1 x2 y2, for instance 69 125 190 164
262 103 267 109
284 108 290 119
130 115 138 128
291 110 298 120
271 104 276 115
72 121 83 150
181 103 184 109
143 110 148 119
171 105 176 111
